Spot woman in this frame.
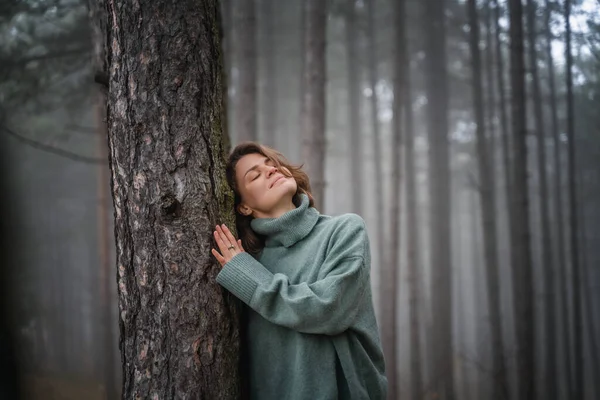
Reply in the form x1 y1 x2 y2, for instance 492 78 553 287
212 142 387 399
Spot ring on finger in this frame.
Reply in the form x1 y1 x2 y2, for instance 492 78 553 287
227 245 235 250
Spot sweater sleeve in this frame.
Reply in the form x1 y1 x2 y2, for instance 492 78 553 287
215 215 369 336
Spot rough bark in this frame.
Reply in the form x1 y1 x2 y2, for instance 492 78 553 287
525 2 556 398
300 0 327 211
467 1 508 398
508 0 536 398
564 1 583 398
424 0 454 397
345 0 363 215
234 0 258 142
366 0 385 263
95 0 241 398
543 2 573 396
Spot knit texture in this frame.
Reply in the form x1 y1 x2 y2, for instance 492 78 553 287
216 194 387 399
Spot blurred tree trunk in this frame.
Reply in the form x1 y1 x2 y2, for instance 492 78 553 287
366 0 385 263
543 2 572 396
220 0 232 151
300 0 327 211
93 1 241 398
262 0 277 147
564 1 583 398
492 0 513 258
525 2 556 399
380 0 404 396
579 169 600 397
399 0 423 397
508 0 536 398
234 0 258 142
345 0 363 215
467 2 508 399
469 188 484 400
424 0 453 397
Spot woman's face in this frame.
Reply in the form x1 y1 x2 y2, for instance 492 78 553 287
235 153 298 218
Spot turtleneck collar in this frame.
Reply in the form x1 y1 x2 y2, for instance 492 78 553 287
250 193 320 248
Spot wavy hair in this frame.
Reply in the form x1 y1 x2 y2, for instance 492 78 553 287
225 142 314 255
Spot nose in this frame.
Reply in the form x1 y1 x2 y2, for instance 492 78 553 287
266 165 277 177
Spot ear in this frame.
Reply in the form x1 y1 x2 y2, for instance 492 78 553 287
237 203 253 216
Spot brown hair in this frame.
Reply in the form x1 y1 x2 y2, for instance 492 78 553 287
225 142 315 255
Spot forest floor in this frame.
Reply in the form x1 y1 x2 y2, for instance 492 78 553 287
22 375 107 400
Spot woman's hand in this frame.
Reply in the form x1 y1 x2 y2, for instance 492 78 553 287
212 224 244 267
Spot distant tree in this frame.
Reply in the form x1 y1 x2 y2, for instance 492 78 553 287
467 1 508 398
424 0 454 397
564 1 584 399
300 0 327 210
508 0 536 398
525 1 556 398
234 0 258 142
345 0 363 215
542 2 573 395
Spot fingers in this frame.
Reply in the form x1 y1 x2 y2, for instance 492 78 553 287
221 224 238 249
214 228 228 254
211 248 225 266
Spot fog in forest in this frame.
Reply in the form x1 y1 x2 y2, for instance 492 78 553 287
1 0 599 399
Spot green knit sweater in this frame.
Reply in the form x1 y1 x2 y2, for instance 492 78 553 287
216 194 387 399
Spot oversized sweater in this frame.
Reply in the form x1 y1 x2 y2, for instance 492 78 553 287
216 194 387 400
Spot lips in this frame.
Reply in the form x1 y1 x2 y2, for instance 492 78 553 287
270 175 284 189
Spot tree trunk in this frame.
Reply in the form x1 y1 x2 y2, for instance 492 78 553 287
564 1 584 398
525 1 556 399
234 0 258 142
400 0 423 397
366 0 385 268
300 0 327 211
467 1 509 399
543 2 573 396
345 0 363 215
424 0 453 397
508 0 536 398
579 168 600 398
261 0 277 148
492 0 513 263
380 0 404 397
97 1 241 398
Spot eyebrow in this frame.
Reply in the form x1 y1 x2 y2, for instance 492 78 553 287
243 157 269 179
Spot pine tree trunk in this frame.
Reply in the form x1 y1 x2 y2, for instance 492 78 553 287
564 1 584 397
508 0 536 398
543 2 573 396
467 2 508 398
424 0 454 397
366 0 385 265
95 1 241 398
525 1 556 398
300 0 327 211
234 0 258 142
345 0 363 215
261 0 277 148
